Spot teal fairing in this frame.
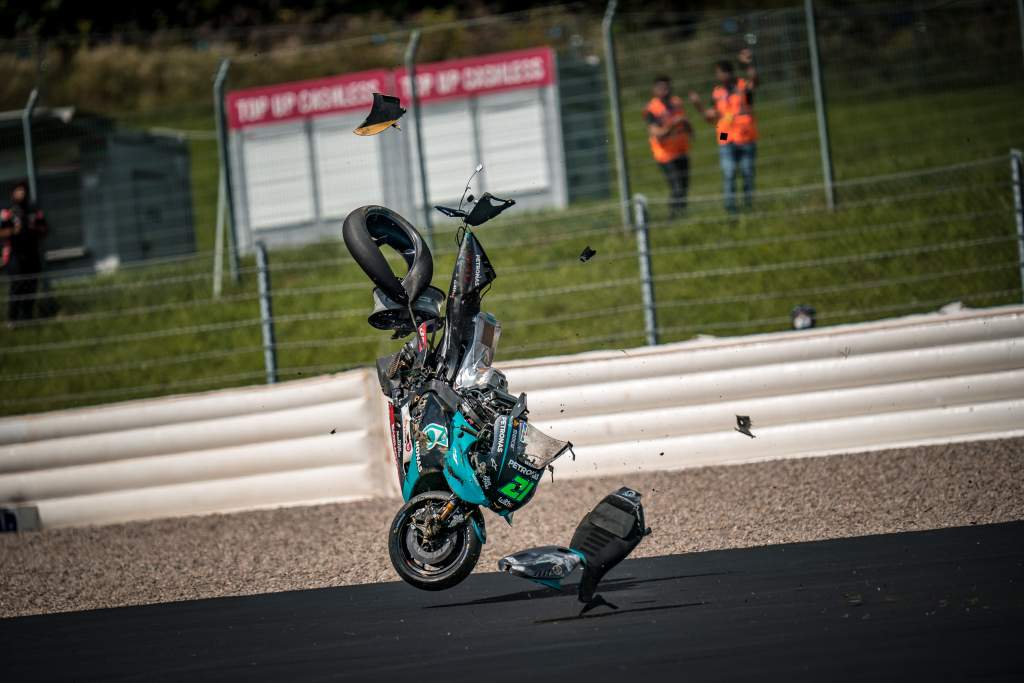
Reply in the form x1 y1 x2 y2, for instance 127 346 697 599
441 412 488 506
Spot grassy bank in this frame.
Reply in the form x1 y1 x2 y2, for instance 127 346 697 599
1 81 1021 416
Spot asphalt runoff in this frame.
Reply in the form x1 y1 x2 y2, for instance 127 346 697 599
2 521 1022 681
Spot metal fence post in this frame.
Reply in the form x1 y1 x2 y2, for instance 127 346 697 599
632 194 658 346
603 0 633 232
1011 149 1024 303
804 0 836 210
255 241 278 384
213 59 240 283
212 170 226 299
22 89 39 203
405 29 434 249
1017 0 1024 68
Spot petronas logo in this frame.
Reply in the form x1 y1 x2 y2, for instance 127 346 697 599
423 423 449 450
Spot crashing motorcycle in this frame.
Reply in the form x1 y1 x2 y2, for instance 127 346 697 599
342 168 574 591
345 96 650 603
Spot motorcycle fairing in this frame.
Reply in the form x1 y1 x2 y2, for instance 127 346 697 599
415 394 449 473
477 415 544 513
570 487 650 605
442 412 488 506
400 435 420 501
497 546 586 591
498 487 650 608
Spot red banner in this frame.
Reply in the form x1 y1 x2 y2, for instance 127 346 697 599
227 47 557 129
393 46 555 104
227 69 392 129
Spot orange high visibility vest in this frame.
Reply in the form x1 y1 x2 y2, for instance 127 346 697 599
712 78 758 145
644 96 690 163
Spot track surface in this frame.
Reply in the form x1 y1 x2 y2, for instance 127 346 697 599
3 522 1023 681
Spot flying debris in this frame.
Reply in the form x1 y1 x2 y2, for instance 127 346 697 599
434 192 515 226
735 415 755 438
579 246 597 262
354 93 406 136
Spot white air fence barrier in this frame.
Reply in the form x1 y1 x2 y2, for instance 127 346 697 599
1 305 1021 528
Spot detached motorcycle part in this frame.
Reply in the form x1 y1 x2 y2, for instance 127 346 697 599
388 491 484 591
497 546 584 590
495 488 647 606
354 93 406 136
434 205 468 219
342 205 433 305
368 285 444 334
464 193 516 226
570 487 650 605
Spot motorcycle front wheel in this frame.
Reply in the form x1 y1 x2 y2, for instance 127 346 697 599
388 491 482 591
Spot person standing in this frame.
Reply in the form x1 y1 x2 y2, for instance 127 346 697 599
1 181 48 325
690 49 759 213
644 75 693 219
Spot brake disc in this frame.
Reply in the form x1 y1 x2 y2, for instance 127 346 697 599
405 525 455 565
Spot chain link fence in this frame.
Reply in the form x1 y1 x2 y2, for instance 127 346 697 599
0 0 1022 415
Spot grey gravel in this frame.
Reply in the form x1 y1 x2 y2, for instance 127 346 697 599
2 437 1022 619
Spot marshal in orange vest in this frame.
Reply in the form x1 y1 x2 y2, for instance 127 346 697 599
712 78 758 145
644 96 691 163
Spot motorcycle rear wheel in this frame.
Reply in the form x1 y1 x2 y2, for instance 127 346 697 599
388 491 482 591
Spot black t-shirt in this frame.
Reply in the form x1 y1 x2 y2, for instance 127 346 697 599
2 203 46 266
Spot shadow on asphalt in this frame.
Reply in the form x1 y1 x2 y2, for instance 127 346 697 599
423 570 730 609
534 601 708 624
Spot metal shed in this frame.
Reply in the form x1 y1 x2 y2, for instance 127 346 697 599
0 107 195 274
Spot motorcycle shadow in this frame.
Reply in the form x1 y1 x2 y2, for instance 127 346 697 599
423 570 729 611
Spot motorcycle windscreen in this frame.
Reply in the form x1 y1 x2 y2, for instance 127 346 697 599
519 423 572 470
453 312 501 390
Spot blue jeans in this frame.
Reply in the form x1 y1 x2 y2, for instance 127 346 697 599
719 142 757 213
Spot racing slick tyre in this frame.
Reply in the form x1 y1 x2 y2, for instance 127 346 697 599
342 205 433 304
388 491 483 591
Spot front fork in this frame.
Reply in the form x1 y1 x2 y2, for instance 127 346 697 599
423 494 486 545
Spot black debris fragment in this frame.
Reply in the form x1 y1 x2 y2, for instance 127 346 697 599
330 429 336 434
579 246 597 262
465 193 515 226
354 93 406 136
434 205 467 219
719 131 729 141
735 415 755 438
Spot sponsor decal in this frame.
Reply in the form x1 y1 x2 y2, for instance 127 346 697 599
494 416 508 452
417 322 428 352
423 423 449 450
401 406 413 455
227 69 388 129
228 47 556 130
388 404 400 465
395 47 555 104
499 475 536 502
508 459 540 480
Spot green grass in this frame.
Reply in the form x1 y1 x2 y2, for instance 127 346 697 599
1 82 1022 416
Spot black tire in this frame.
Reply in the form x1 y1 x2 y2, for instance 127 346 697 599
388 491 482 591
342 205 433 304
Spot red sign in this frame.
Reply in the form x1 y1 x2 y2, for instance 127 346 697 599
394 47 555 104
227 47 557 129
227 69 392 129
